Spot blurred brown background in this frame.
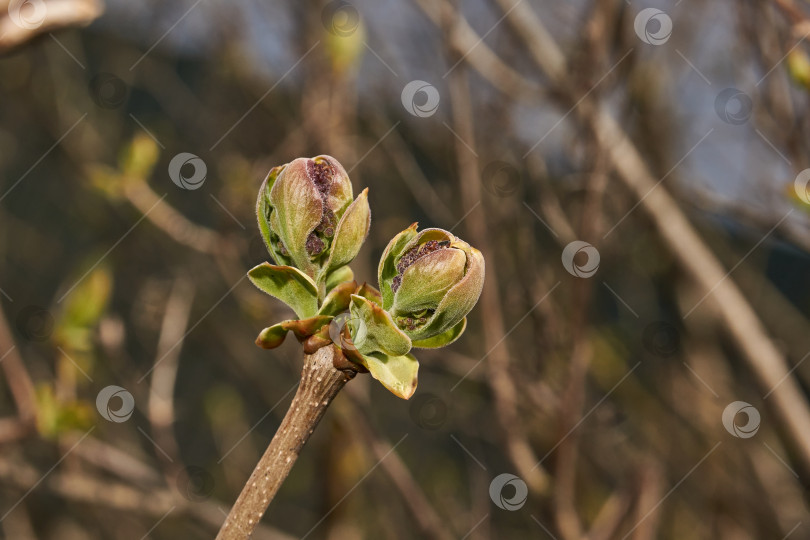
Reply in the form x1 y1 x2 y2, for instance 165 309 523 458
1 0 810 538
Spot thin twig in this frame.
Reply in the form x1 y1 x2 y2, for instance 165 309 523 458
443 25 551 494
216 345 357 539
147 278 196 482
425 0 810 480
122 180 220 255
344 394 456 540
0 455 293 540
0 306 36 424
0 0 103 53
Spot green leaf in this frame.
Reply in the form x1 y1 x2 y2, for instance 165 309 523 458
255 323 289 349
56 262 113 353
355 282 383 305
348 295 411 356
248 263 318 319
255 315 333 349
256 166 290 265
321 188 370 280
392 247 466 315
377 222 419 310
319 280 357 316
325 265 354 293
35 384 93 439
353 351 419 399
411 317 467 349
121 135 160 179
60 263 113 328
268 160 323 276
406 246 485 342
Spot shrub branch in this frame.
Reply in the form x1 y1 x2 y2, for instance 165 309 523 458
216 345 356 539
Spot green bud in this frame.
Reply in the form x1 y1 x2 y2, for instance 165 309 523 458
377 226 484 344
257 155 370 288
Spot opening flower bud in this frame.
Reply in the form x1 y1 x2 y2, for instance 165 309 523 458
378 226 484 343
256 155 371 291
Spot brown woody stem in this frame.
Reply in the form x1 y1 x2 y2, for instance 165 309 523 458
216 345 356 539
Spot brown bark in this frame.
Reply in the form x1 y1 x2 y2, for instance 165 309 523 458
216 345 355 539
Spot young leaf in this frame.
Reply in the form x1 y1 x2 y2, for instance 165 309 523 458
255 323 289 349
411 317 467 349
349 295 411 357
377 222 419 310
319 280 357 316
392 247 466 314
256 166 290 266
352 351 419 399
325 265 354 293
404 246 484 342
355 282 383 305
255 316 334 349
267 161 324 276
248 263 319 319
320 188 370 281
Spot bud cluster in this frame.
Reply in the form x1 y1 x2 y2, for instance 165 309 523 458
250 155 484 399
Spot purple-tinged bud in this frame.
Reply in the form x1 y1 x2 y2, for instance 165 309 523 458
256 155 370 289
378 226 484 344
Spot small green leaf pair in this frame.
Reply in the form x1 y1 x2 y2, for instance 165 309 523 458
247 262 355 346
342 294 418 399
250 155 485 400
246 262 419 399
